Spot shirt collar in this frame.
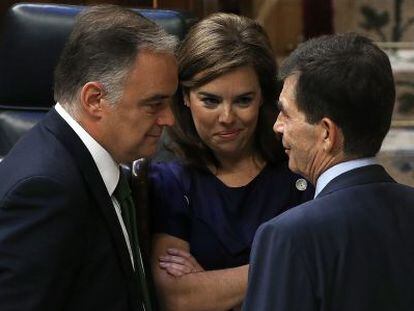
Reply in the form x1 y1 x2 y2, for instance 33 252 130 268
314 157 377 198
54 103 119 196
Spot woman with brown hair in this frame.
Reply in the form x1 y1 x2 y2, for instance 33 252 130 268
149 13 313 310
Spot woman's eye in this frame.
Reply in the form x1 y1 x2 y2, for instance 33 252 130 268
201 97 220 107
236 97 253 107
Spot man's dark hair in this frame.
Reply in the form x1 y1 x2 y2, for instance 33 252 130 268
280 33 395 157
54 5 177 115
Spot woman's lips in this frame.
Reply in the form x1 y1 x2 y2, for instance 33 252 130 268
216 129 242 140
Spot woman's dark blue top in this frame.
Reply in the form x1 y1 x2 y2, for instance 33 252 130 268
149 160 314 271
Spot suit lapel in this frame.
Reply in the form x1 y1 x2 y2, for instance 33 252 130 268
41 109 137 286
318 164 395 198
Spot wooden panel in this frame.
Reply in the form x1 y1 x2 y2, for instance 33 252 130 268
252 0 303 57
154 0 218 18
156 0 194 10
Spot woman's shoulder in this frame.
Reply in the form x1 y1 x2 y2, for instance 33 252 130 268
148 160 195 191
266 160 296 179
149 159 183 174
267 160 304 180
265 160 315 198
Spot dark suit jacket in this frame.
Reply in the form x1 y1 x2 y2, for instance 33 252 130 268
0 109 142 311
243 165 414 311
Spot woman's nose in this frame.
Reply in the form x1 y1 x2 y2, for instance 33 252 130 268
218 104 234 124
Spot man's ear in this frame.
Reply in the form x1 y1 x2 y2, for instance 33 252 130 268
320 117 343 154
80 82 106 118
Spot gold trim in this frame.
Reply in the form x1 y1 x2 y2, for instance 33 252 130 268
391 120 414 127
377 42 414 49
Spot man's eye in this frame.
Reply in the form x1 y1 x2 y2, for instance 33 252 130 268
278 110 288 119
145 102 163 113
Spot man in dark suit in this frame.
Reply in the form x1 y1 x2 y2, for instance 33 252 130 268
243 33 414 310
0 5 178 311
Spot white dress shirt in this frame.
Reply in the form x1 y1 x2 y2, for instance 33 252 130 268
314 157 377 198
55 103 135 269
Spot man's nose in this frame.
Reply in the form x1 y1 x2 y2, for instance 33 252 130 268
273 113 283 134
157 104 175 126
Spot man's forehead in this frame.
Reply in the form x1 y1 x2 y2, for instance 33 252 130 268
279 75 303 115
280 76 297 101
283 74 299 89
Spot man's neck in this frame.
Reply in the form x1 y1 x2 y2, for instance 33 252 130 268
314 157 377 197
307 152 348 185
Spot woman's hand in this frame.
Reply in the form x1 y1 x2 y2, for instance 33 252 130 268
159 248 204 277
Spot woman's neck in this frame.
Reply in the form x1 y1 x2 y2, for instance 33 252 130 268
210 154 266 187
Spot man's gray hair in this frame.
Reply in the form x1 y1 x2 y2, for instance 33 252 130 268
54 5 178 116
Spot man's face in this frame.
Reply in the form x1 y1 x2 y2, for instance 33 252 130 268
274 74 323 180
100 50 178 163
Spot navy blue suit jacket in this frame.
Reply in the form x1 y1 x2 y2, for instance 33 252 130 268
243 165 414 311
0 110 140 311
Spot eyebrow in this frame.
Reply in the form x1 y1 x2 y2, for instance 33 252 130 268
235 91 256 98
277 100 285 113
197 91 256 98
143 94 171 103
197 91 221 98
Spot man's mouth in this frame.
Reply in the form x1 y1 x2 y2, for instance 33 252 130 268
146 133 161 139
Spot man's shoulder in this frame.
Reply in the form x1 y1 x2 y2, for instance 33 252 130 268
2 125 73 168
0 124 83 197
258 200 317 236
260 179 414 237
319 176 414 205
257 191 352 238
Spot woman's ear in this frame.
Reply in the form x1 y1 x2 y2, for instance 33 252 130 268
80 82 106 118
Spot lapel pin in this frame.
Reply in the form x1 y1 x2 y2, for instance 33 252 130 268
295 178 307 191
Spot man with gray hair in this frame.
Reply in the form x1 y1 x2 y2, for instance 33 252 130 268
0 5 178 311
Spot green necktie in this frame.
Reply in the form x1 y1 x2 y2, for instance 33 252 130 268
114 169 152 311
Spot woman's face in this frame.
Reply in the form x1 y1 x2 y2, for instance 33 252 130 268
185 66 262 160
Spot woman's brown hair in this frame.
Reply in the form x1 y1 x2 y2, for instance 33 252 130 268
166 13 285 169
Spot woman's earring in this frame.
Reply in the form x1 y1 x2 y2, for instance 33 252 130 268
184 96 190 107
